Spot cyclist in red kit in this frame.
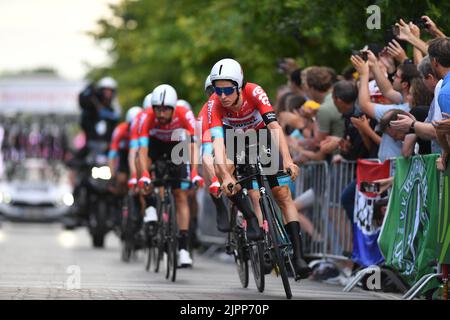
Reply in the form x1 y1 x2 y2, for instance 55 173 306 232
208 58 311 279
137 84 203 266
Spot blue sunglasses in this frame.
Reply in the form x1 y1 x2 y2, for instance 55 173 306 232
214 86 237 96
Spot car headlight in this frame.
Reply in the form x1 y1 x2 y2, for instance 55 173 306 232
0 192 11 204
91 166 112 180
62 193 74 207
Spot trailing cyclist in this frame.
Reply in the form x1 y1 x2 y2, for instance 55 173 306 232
137 84 203 267
197 75 231 233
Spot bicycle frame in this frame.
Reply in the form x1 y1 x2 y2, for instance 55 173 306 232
233 158 297 299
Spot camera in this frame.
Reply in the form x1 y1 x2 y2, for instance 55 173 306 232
360 181 380 193
351 50 368 62
392 25 400 36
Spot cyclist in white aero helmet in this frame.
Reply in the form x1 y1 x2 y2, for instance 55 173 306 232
206 58 311 279
137 84 203 267
177 99 192 111
142 93 153 109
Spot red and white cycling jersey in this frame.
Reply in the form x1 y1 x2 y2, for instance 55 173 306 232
109 122 130 153
129 109 153 149
138 105 196 144
208 82 275 132
197 102 212 144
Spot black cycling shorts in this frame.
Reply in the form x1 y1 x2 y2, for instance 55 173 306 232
118 149 130 175
147 137 190 190
222 126 291 190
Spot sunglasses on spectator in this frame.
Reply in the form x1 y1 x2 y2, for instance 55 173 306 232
214 86 237 96
154 105 173 112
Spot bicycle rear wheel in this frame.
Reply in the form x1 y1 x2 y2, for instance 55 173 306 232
261 195 292 299
154 198 167 273
145 193 161 271
121 195 137 262
165 192 178 282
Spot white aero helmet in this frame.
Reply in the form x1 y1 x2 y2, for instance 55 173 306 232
204 75 212 91
142 93 153 109
126 106 143 123
97 76 118 90
151 84 178 108
177 99 192 110
210 58 243 89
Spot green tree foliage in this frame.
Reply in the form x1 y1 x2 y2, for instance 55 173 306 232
89 0 449 114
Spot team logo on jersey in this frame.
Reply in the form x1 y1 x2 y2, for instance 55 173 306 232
207 100 214 124
252 86 270 106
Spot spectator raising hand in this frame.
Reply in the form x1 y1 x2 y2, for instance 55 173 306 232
395 18 428 54
350 54 369 76
409 22 420 38
396 18 415 42
421 15 447 38
386 40 408 63
365 50 378 68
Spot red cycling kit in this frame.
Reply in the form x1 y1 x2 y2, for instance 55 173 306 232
137 106 197 190
129 109 152 150
208 82 275 134
198 102 213 155
207 82 289 188
108 121 131 174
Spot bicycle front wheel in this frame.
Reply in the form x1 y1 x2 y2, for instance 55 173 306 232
249 240 265 292
260 195 292 299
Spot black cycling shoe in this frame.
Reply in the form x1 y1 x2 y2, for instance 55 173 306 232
246 217 264 241
293 258 312 280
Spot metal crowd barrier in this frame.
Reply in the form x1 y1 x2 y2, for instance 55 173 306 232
295 160 356 261
294 160 329 259
195 188 227 248
196 160 358 261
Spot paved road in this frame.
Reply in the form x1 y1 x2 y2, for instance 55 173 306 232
0 221 399 300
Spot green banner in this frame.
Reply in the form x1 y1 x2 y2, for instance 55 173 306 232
437 160 450 264
378 154 440 288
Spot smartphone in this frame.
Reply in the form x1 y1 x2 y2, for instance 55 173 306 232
392 25 400 36
412 17 427 29
360 181 380 193
351 50 368 61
